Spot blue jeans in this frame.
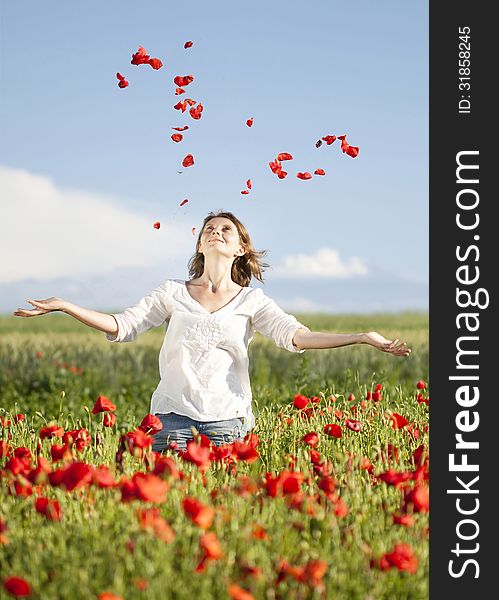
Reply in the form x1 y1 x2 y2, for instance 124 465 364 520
151 412 249 452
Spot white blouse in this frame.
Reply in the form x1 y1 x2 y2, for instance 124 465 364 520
106 280 309 429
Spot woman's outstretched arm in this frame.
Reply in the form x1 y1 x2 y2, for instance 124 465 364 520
292 329 411 356
14 298 118 337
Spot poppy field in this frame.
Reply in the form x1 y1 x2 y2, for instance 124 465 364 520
0 312 429 599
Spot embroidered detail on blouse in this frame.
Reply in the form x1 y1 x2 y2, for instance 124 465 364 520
183 316 226 352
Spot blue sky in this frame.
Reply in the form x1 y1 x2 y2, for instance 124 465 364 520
0 0 428 313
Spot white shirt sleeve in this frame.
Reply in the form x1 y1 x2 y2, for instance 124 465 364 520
106 281 172 343
251 289 310 353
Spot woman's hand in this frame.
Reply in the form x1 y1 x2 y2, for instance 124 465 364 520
363 332 411 356
14 297 66 317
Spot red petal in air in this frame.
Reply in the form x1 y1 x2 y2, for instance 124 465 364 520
269 159 282 174
277 170 287 179
314 169 326 175
241 190 250 195
277 153 293 161
175 87 186 95
180 199 189 207
153 222 161 229
246 118 253 127
246 179 252 189
174 75 194 87
116 73 129 89
182 154 195 167
297 172 312 180
174 101 188 113
171 134 183 143
189 103 203 120
172 126 189 131
147 58 163 70
185 98 197 106
322 135 337 145
337 134 347 140
315 139 323 148
184 41 193 49
131 46 150 65
345 145 359 158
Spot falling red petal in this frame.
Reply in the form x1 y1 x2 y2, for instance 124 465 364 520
246 179 252 189
246 118 253 127
131 46 151 65
171 134 183 143
185 98 197 106
189 103 203 120
174 75 194 87
175 87 186 95
180 199 189 207
315 139 323 148
337 134 347 140
174 101 188 113
116 73 129 89
241 190 250 195
147 58 163 70
172 126 189 131
321 135 337 145
297 172 312 180
182 154 195 167
184 41 193 49
277 171 287 179
345 145 359 158
153 222 161 229
314 169 326 175
277 153 293 161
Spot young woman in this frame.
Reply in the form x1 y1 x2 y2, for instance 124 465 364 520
14 211 410 451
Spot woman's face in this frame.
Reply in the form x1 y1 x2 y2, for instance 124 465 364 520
198 217 245 258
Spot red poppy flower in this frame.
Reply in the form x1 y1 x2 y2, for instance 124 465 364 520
180 199 189 207
124 429 154 454
3 577 31 597
321 135 336 145
293 394 309 409
378 469 412 488
344 418 362 432
63 428 91 452
231 441 259 462
302 432 319 447
372 391 382 402
297 172 312 180
139 414 163 434
153 222 161 229
189 103 203 120
416 380 427 390
35 497 62 521
183 497 215 529
98 593 123 600
183 440 211 469
240 190 250 195
390 413 408 430
39 424 64 439
393 513 415 527
172 126 189 131
184 41 193 49
171 133 183 143
228 584 255 600
61 462 93 492
403 484 429 513
348 393 355 402
116 73 129 88
92 465 116 488
324 423 342 438
379 543 418 574
175 87 185 95
182 154 194 167
131 46 150 65
246 118 253 127
277 152 293 161
133 472 169 503
92 395 116 414
199 531 223 560
174 75 194 87
50 444 72 462
147 57 163 70
103 413 116 428
314 169 325 176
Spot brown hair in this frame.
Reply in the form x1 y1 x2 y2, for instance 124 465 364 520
188 211 269 287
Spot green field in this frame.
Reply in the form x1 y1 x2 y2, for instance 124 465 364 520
1 312 429 600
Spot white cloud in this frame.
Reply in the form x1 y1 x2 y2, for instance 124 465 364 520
0 166 193 283
271 247 368 279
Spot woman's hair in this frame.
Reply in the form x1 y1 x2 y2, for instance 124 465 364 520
188 211 269 287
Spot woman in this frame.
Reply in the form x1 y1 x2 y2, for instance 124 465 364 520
14 211 410 451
